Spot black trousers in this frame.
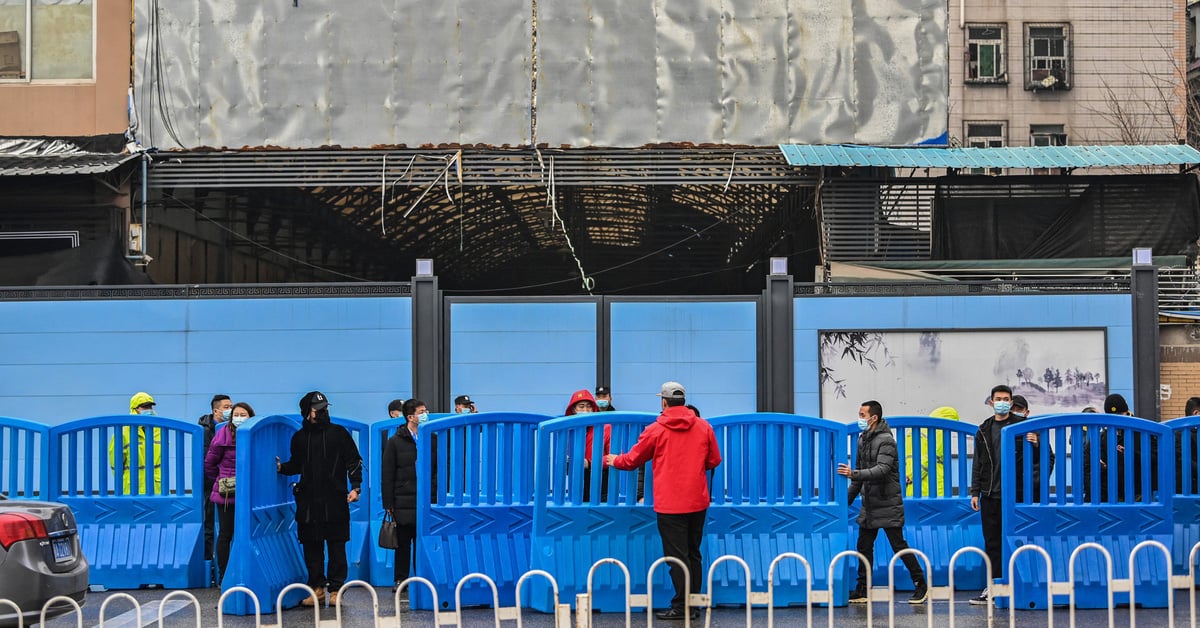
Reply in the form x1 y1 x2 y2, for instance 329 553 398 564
300 522 349 590
393 524 417 583
656 510 707 610
203 491 215 561
215 502 234 584
979 495 1003 579
854 527 924 588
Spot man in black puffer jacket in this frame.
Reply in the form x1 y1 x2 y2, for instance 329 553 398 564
838 400 928 604
276 391 363 608
381 398 425 590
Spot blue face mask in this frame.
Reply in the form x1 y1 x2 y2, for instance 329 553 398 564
993 401 1012 415
856 418 870 431
416 412 430 425
596 400 610 409
138 408 155 416
221 408 232 420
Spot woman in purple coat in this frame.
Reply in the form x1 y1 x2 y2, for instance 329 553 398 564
204 401 254 583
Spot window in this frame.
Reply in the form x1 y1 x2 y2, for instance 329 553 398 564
1030 124 1067 147
1025 23 1071 91
966 24 1006 84
965 122 1005 174
0 0 94 81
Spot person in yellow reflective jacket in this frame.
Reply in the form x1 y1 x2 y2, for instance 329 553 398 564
107 391 163 494
904 406 959 497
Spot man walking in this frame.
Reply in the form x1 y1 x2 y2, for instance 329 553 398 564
605 381 721 621
839 400 928 604
276 391 363 607
969 384 1045 605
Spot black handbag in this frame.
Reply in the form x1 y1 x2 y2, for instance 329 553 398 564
378 512 400 549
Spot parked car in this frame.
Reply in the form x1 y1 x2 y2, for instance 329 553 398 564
0 496 88 626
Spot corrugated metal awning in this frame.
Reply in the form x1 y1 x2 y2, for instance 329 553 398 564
0 139 137 176
778 143 1200 169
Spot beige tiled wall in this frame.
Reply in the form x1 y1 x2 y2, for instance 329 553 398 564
949 0 1186 149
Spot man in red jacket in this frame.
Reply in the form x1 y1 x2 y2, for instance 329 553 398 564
605 381 721 621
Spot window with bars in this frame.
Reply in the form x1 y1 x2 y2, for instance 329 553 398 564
966 24 1006 84
1025 23 1071 91
965 122 1006 175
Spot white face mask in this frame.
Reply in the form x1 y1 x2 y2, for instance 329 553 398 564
138 408 155 415
231 415 248 427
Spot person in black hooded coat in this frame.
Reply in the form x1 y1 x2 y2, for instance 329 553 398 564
276 391 363 607
381 398 426 588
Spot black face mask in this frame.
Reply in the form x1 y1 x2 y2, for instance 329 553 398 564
311 408 331 424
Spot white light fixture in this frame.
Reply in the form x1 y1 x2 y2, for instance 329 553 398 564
1132 248 1153 265
415 259 434 276
769 257 788 275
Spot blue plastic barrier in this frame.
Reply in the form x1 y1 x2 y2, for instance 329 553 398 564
883 416 985 591
1167 415 1200 580
281 413 371 583
366 412 451 588
221 414 305 615
531 411 659 612
706 413 850 607
0 416 49 500
1001 414 1173 609
415 412 546 610
48 415 205 589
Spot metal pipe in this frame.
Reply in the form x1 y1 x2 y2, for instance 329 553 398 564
141 153 148 258
960 0 964 29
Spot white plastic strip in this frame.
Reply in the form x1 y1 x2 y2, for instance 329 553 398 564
1006 544 1053 628
217 586 261 627
392 576 440 627
887 548 933 628
585 557 632 628
157 590 202 628
514 569 562 628
827 550 870 628
454 572 501 628
39 595 83 628
766 552 813 628
274 583 318 627
0 598 23 628
947 546 993 628
645 556 690 628
336 580 380 627
1067 542 1114 628
98 592 142 627
1189 542 1200 628
1128 540 1173 628
704 555 751 628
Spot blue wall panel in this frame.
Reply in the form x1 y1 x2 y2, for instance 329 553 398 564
609 301 757 416
793 294 1134 418
449 301 597 415
0 297 412 425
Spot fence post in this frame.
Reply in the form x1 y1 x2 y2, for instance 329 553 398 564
759 268 794 413
412 265 444 412
1131 256 1160 420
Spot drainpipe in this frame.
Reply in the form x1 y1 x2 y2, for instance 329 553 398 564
126 152 150 264
960 0 965 29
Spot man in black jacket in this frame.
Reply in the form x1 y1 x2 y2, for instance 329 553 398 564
838 400 927 604
198 394 231 575
276 391 363 607
968 384 1048 605
381 398 426 590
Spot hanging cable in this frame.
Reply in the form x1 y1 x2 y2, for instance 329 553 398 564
547 156 595 293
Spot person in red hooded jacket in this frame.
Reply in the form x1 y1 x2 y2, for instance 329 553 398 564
605 381 721 621
566 389 611 501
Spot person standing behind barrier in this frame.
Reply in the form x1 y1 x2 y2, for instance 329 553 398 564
199 394 232 577
108 392 163 494
453 395 477 414
276 391 363 608
1011 395 1054 483
567 389 610 501
604 381 721 621
381 398 427 592
840 400 928 604
904 406 959 498
968 384 1045 605
1175 397 1200 494
595 385 616 411
204 401 252 585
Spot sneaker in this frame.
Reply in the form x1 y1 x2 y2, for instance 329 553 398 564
654 607 697 621
909 581 928 604
848 588 868 603
300 586 326 607
969 588 989 605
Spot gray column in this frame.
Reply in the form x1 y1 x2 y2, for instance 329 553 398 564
1131 263 1161 420
760 273 795 413
411 273 445 412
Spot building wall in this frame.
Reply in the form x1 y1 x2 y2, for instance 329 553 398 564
949 0 1185 149
0 0 130 137
1161 325 1200 418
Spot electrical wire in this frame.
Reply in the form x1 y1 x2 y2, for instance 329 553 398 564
161 192 370 282
143 0 184 148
